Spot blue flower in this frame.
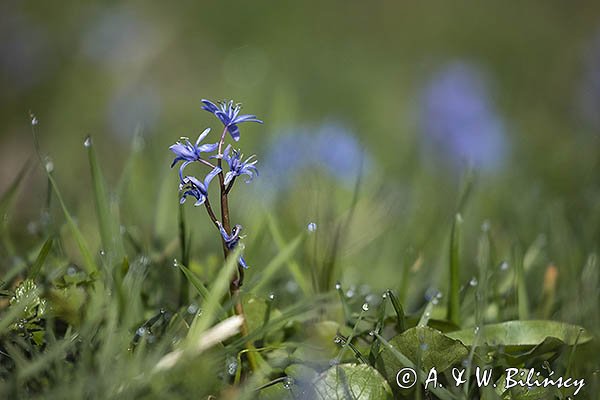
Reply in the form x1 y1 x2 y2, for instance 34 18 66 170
217 222 249 269
170 128 219 179
418 61 508 173
179 166 221 206
201 99 263 142
222 145 259 186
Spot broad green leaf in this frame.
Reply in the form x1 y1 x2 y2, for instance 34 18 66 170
376 326 469 379
447 320 593 350
312 363 393 400
494 368 561 399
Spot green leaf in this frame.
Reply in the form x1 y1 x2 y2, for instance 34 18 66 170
376 326 469 378
447 320 593 349
312 363 393 400
28 237 53 280
494 368 560 399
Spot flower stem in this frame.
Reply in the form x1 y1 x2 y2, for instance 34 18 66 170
216 126 258 374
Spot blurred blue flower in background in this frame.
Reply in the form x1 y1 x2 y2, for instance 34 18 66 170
418 61 509 173
260 121 370 194
578 29 600 132
201 99 263 142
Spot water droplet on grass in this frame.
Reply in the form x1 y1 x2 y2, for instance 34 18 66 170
361 303 369 312
187 303 199 314
282 377 294 390
45 159 54 173
84 136 92 148
335 281 342 290
469 277 478 286
307 222 317 232
268 292 275 301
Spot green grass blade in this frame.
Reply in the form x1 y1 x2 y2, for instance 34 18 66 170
248 233 304 293
46 171 99 275
85 135 124 262
0 160 30 233
28 237 53 280
266 213 312 295
186 246 242 341
513 244 529 320
177 262 227 317
447 213 463 326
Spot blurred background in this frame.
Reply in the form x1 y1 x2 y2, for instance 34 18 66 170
1 1 600 305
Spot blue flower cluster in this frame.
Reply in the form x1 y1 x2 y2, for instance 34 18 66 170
169 99 262 268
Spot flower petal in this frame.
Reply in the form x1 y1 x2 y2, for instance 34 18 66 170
227 124 241 141
196 127 212 146
204 166 222 188
201 99 219 114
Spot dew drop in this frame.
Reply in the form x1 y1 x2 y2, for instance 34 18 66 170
136 327 147 337
500 261 509 271
368 330 376 337
83 136 92 148
172 258 179 268
67 266 77 276
187 303 199 314
31 115 38 126
285 280 299 293
382 292 387 299
361 303 369 312
420 343 429 351
268 292 275 301
469 277 478 287
45 159 54 173
345 288 355 298
473 326 481 334
307 222 317 232
335 281 342 290
481 220 491 232
333 336 343 344
99 249 106 257
226 360 238 376
282 377 294 390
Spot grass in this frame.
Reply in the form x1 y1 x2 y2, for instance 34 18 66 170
0 126 598 400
